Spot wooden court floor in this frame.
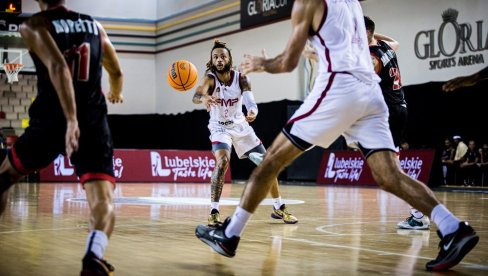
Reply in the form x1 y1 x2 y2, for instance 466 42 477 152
0 182 486 275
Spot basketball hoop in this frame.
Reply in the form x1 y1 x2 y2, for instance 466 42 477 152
2 63 24 84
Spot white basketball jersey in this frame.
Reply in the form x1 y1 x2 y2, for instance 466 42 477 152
208 70 246 127
309 0 380 83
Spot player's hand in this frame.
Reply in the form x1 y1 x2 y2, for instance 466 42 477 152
202 95 217 111
246 109 257 122
107 91 124 104
302 42 318 62
442 76 477 92
65 119 80 158
241 54 265 75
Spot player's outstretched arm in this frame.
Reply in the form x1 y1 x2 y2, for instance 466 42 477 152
97 22 124 104
192 75 216 111
20 16 79 157
442 66 488 92
241 0 316 74
374 33 400 51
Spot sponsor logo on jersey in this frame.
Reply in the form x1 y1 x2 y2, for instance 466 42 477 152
216 98 239 107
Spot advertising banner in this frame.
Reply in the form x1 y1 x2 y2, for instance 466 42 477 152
317 150 435 185
240 0 294 29
39 149 232 183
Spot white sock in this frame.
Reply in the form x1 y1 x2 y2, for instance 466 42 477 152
410 208 424 219
85 230 108 259
225 206 252 238
272 197 282 210
211 202 219 211
431 204 460 237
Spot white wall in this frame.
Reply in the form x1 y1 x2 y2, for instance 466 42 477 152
103 53 157 114
22 0 157 19
157 0 216 19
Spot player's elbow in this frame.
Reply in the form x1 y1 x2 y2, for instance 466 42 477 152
110 68 123 80
48 62 71 80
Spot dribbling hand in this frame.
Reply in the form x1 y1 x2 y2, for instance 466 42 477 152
246 110 257 122
202 95 217 112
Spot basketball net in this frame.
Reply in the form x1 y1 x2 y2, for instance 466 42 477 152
2 63 24 84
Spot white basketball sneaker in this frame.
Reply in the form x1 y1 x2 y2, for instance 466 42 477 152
397 215 430 230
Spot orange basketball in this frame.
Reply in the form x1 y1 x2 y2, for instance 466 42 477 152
167 60 198 92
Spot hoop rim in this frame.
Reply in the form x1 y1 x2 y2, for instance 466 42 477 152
2 63 24 69
2 63 24 83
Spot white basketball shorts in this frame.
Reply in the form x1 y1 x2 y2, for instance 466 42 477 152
287 72 396 154
209 122 262 158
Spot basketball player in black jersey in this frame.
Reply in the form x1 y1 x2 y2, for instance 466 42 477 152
365 16 430 231
0 0 123 275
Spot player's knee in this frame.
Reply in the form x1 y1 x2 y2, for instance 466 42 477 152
257 157 284 176
217 155 230 169
91 199 115 220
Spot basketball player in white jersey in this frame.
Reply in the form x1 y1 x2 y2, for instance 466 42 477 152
192 40 297 226
195 0 478 271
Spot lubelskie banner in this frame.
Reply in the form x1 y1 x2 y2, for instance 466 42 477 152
39 149 232 183
317 150 435 185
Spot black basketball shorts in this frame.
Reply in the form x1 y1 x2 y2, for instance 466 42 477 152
9 110 115 184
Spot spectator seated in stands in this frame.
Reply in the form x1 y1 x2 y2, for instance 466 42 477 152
441 138 455 185
477 143 488 186
460 140 480 186
452 135 468 184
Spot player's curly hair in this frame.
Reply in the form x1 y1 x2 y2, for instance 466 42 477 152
206 40 233 72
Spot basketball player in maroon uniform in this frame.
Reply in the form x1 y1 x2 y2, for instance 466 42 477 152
195 0 478 271
0 0 123 275
192 40 297 226
365 16 430 230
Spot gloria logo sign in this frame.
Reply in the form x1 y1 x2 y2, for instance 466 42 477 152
317 150 435 185
414 8 486 70
241 0 294 28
